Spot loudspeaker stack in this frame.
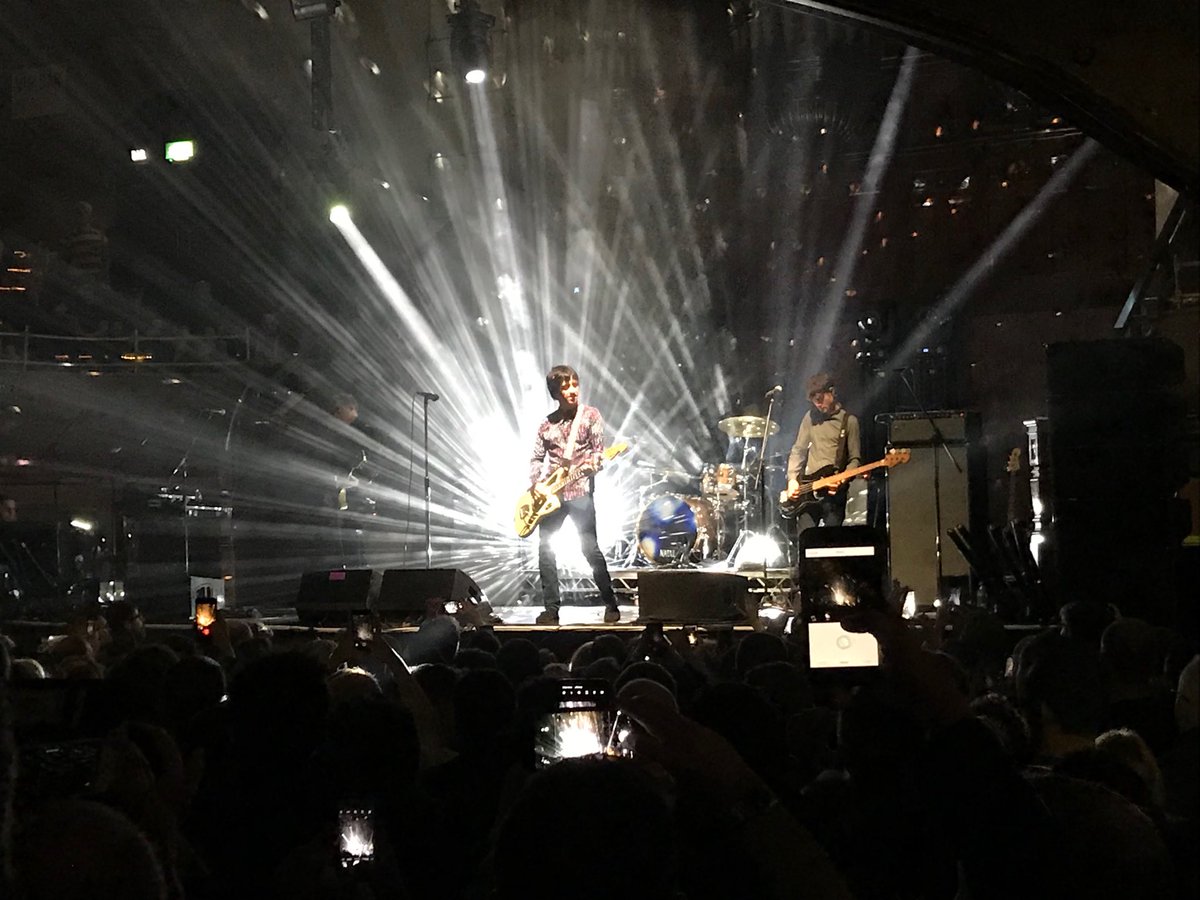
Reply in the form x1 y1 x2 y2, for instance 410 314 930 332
1046 338 1189 620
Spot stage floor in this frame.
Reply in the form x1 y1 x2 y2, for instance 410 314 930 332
490 604 644 629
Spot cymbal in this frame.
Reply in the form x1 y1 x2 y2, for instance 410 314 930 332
718 415 780 439
635 461 697 480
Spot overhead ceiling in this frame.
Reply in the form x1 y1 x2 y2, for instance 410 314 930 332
783 0 1199 196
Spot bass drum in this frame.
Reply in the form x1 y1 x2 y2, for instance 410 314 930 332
637 494 718 566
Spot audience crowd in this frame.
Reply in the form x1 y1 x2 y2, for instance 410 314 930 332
0 593 1196 900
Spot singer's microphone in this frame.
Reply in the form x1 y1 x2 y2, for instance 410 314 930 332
417 391 440 402
764 385 783 398
203 408 227 416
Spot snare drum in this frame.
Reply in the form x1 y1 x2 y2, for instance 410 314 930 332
700 462 740 496
637 494 718 565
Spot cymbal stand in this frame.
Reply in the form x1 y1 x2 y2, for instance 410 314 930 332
728 391 779 574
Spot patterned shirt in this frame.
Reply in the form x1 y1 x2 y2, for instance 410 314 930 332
529 404 605 502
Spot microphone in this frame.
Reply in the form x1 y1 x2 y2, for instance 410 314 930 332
764 385 783 398
417 391 440 402
203 408 227 416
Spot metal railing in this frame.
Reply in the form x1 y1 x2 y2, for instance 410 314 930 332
0 327 252 370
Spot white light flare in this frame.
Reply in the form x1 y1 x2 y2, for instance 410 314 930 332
877 138 1102 402
328 204 444 360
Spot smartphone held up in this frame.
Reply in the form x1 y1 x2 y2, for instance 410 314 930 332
533 679 619 768
194 600 218 637
338 808 376 868
797 525 886 676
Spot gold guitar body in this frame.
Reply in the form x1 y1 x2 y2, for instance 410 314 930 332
514 442 629 537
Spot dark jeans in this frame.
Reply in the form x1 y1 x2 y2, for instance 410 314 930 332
796 490 848 532
538 494 616 613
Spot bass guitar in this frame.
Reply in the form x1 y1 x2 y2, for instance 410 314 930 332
513 442 630 537
778 448 911 519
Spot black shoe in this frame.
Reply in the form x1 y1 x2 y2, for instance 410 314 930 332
535 610 560 626
603 607 621 624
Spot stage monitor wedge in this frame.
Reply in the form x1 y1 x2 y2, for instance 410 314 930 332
376 568 483 624
295 569 376 626
636 570 751 624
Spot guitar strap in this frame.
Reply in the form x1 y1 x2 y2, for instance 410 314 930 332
834 411 849 472
563 407 584 469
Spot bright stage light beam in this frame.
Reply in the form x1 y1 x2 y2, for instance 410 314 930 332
806 46 919 374
328 203 442 357
879 138 1102 396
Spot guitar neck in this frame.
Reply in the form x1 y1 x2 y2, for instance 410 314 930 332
552 444 627 494
815 457 887 486
559 463 597 491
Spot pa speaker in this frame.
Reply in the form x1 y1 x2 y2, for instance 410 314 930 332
376 568 483 624
636 570 751 624
295 569 375 626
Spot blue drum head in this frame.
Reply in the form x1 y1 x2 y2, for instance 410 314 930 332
638 495 698 564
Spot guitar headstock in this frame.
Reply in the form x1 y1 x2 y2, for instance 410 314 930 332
605 441 630 460
883 448 911 466
1006 448 1021 474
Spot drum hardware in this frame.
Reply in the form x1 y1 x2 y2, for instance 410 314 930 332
717 415 780 440
633 461 696 481
720 393 783 578
700 462 742 496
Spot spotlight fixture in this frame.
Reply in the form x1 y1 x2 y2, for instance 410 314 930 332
164 139 196 163
448 0 495 85
290 0 339 21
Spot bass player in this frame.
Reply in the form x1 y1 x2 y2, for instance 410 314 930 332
785 372 862 531
528 365 621 626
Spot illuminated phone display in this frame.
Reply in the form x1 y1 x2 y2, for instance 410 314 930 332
338 809 375 867
807 621 880 669
533 679 614 768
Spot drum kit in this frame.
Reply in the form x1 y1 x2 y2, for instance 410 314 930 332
630 415 783 568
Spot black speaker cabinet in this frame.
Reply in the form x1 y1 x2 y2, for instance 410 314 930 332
376 568 483 624
636 570 751 624
295 569 375 626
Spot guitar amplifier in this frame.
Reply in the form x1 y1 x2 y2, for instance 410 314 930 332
882 411 978 445
882 412 984 609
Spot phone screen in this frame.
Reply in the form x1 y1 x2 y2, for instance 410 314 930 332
533 679 614 768
351 615 372 649
338 809 375 867
194 600 218 634
807 621 880 668
798 527 885 671
604 710 636 758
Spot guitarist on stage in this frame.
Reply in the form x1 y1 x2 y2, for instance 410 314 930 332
785 372 862 530
528 365 621 626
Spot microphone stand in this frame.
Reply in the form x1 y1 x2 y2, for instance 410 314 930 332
422 393 434 569
754 391 780 586
897 367 962 600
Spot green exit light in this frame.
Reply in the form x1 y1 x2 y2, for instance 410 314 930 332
164 140 196 163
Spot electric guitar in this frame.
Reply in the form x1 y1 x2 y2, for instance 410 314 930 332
1005 447 1022 523
513 442 630 537
778 448 911 519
